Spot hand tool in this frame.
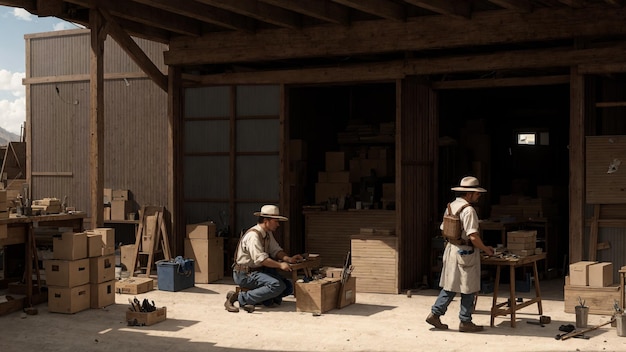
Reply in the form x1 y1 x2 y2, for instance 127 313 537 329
559 318 614 341
555 332 589 340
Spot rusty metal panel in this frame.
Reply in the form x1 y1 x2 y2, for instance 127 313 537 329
27 30 168 221
27 29 167 77
597 227 626 281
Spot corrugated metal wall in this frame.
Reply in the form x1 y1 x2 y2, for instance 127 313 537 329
26 29 168 223
183 85 281 238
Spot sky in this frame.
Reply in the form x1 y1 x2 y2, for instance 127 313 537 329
0 6 79 136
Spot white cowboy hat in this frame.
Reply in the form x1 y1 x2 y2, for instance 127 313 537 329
451 176 487 193
253 205 288 221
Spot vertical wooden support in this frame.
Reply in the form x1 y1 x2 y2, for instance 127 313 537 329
588 204 600 261
569 66 586 264
89 9 105 230
168 66 182 255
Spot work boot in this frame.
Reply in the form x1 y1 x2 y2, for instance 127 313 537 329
426 313 448 330
459 321 484 332
241 304 255 313
224 291 239 313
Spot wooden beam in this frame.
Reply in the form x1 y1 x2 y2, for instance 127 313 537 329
589 204 600 261
579 62 626 74
331 0 405 20
167 66 182 256
557 0 586 7
432 75 569 89
260 0 351 25
89 8 104 230
98 7 168 92
403 0 471 19
23 72 150 85
67 0 201 37
36 0 63 16
132 0 255 32
603 0 623 6
487 0 532 12
195 0 301 29
569 66 586 263
165 6 626 66
185 44 626 85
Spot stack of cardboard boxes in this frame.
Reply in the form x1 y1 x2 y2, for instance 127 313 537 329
506 230 540 257
45 229 117 313
184 221 224 283
45 232 91 314
564 260 619 315
104 188 134 220
85 228 116 309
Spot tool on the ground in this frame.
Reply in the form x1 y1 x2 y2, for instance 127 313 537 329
555 332 589 340
559 318 614 341
559 324 575 333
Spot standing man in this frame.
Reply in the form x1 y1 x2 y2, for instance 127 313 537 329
225 205 303 313
426 176 494 332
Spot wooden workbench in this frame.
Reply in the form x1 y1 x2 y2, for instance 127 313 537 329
0 212 85 312
481 253 546 327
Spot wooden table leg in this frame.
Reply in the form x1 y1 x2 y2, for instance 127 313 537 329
491 265 501 327
509 265 517 327
533 261 543 315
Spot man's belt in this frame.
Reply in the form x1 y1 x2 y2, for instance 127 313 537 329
233 264 262 273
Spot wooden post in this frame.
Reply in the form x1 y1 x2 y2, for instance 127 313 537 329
89 9 105 230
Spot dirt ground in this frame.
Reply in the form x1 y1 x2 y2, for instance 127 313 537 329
1 277 625 352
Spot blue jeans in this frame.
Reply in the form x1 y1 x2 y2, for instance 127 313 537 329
431 289 475 323
233 268 293 306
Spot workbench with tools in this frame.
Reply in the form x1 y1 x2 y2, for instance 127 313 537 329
481 252 546 327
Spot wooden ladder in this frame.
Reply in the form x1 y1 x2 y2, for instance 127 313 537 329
129 206 172 277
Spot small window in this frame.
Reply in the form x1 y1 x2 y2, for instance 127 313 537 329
516 131 549 146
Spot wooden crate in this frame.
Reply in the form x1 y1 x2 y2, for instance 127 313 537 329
126 307 167 326
564 281 621 315
350 235 398 294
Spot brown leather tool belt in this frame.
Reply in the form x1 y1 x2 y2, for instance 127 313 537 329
233 264 263 273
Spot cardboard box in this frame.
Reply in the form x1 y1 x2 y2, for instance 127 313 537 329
89 254 115 283
53 232 88 260
116 277 154 294
156 259 195 292
110 200 132 220
103 206 111 220
112 189 130 201
90 280 115 308
44 258 90 287
184 238 224 283
86 228 115 256
295 277 356 314
186 221 216 239
126 307 167 326
103 188 112 204
588 262 613 287
569 261 598 286
86 234 104 258
120 244 136 272
48 284 90 314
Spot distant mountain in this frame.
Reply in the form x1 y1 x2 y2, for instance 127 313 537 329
0 126 20 146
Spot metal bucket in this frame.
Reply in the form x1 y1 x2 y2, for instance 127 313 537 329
617 314 626 337
575 306 589 328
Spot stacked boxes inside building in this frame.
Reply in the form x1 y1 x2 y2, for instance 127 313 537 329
314 121 395 209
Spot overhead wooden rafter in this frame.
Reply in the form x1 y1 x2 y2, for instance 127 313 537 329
487 0 532 12
403 0 471 19
331 0 405 21
259 0 351 26
195 0 302 29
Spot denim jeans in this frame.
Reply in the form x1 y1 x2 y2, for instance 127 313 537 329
431 289 475 323
233 268 293 306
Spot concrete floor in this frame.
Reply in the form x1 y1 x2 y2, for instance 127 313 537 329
1 277 625 352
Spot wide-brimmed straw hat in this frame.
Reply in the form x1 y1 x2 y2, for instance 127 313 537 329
253 205 288 221
451 176 487 193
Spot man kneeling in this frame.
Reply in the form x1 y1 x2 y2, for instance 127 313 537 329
225 205 303 313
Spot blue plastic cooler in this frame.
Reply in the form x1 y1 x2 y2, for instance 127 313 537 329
156 258 195 292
